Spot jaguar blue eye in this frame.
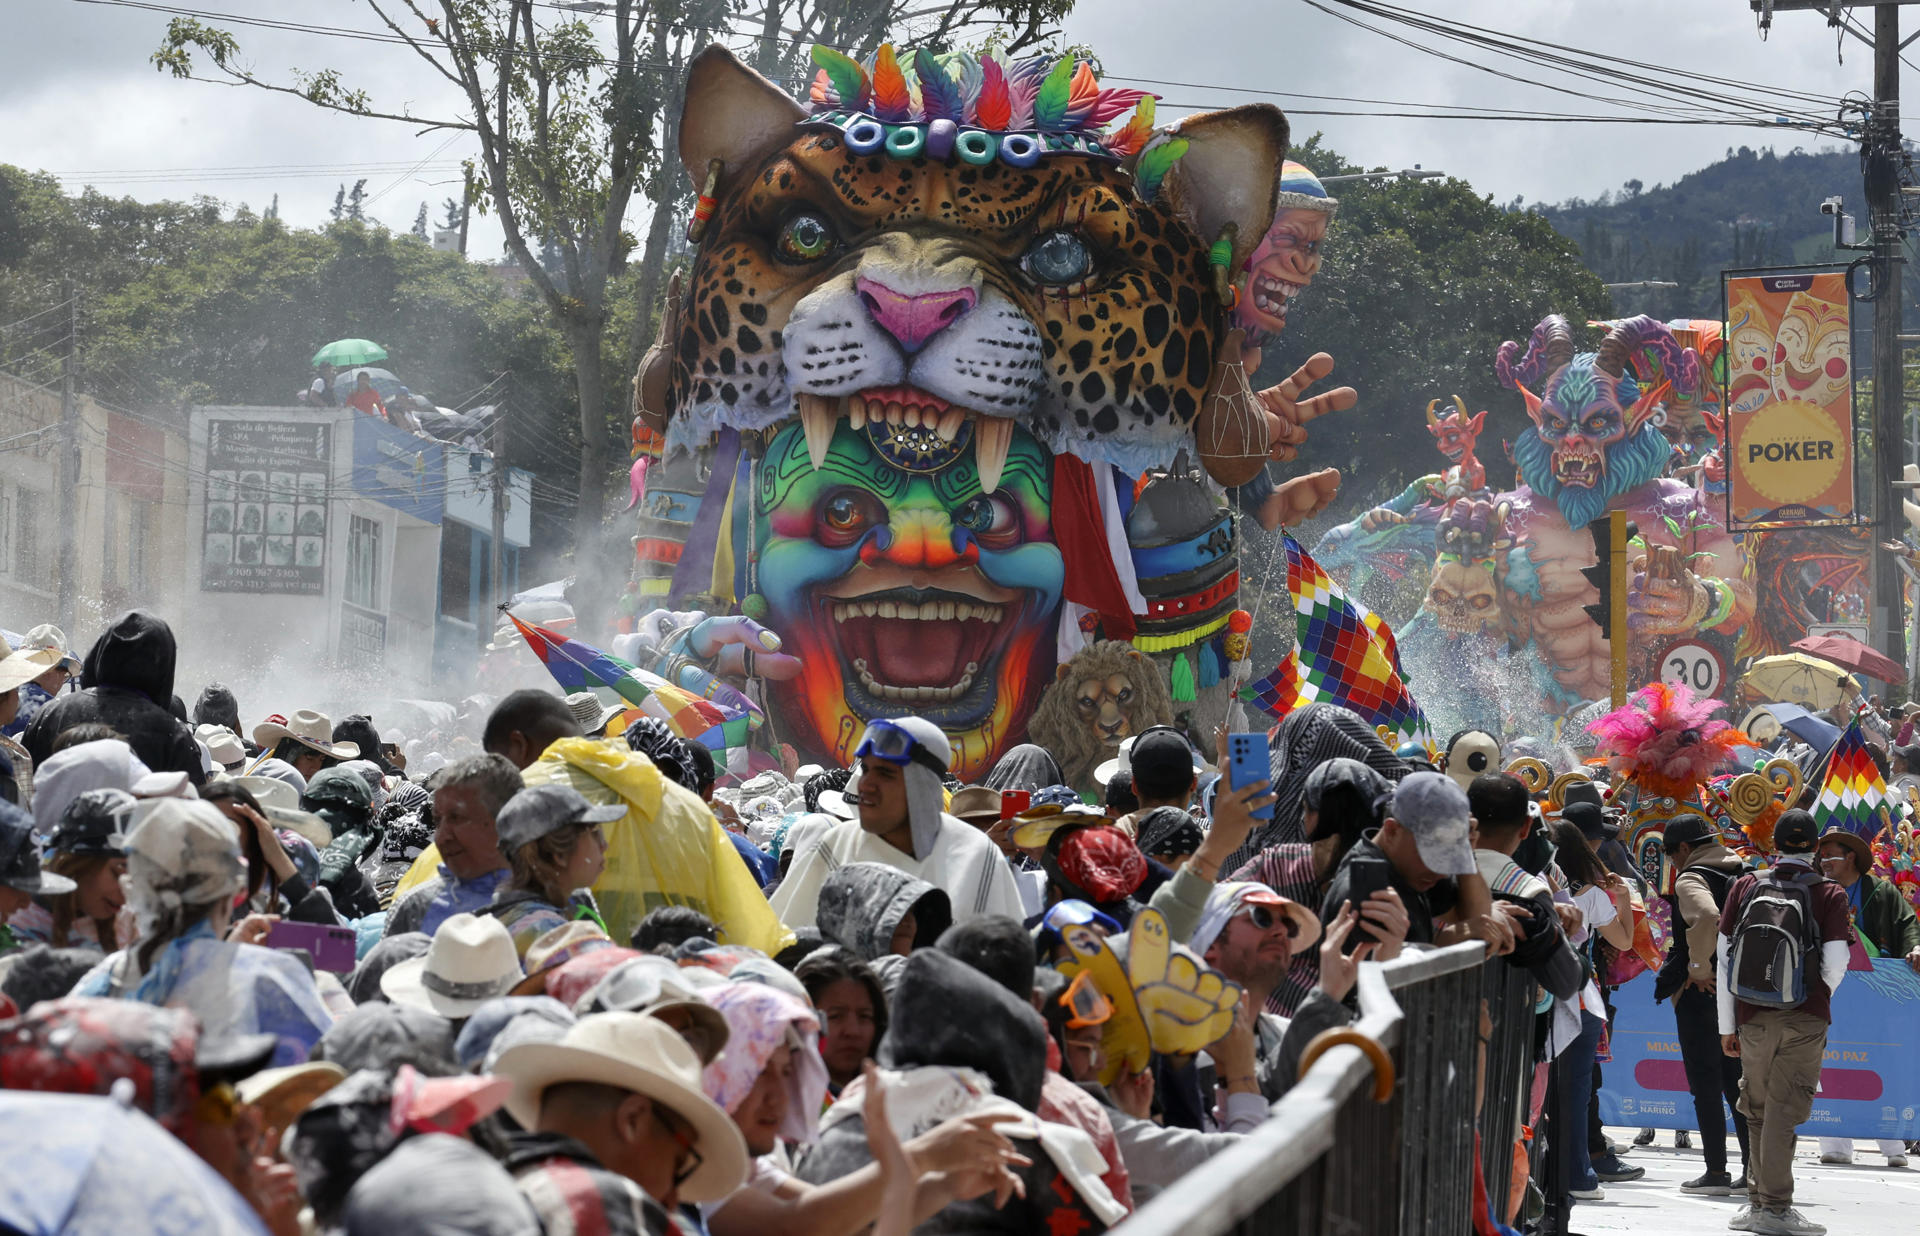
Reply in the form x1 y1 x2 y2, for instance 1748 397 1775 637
1022 230 1092 286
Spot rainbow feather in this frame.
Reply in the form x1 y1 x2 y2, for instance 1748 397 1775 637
1106 96 1156 157
809 44 869 110
1132 134 1187 202
1005 57 1052 129
870 44 910 121
1077 85 1154 129
976 55 1011 129
914 48 962 121
954 53 984 120
1032 56 1075 130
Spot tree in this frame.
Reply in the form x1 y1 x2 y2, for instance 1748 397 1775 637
330 184 346 222
265 194 280 221
345 179 368 223
152 0 1073 635
411 201 430 240
439 197 463 232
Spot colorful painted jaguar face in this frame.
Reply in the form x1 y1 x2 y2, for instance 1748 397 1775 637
755 419 1061 778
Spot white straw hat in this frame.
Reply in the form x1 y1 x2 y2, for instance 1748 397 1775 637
381 913 524 1017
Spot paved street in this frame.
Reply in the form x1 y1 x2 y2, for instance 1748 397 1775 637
1568 1128 1918 1236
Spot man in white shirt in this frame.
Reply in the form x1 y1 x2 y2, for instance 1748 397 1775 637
771 717 1025 927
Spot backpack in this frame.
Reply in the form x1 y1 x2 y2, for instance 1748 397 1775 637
1727 867 1822 1009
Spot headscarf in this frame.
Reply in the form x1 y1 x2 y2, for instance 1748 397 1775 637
625 717 699 791
983 744 1065 793
1133 807 1205 861
1223 704 1409 869
1300 757 1392 844
701 981 829 1144
1046 824 1147 906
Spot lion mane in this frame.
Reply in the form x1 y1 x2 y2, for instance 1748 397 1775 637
1027 640 1177 796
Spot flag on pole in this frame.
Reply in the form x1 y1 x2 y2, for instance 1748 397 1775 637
507 614 759 760
1812 714 1890 840
1246 531 1431 747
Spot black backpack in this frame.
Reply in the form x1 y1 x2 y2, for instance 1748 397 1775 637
1727 867 1824 1009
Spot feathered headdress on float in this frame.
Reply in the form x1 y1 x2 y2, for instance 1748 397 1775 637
1586 681 1756 803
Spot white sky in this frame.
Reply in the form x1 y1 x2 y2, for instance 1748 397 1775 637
10 0 1909 259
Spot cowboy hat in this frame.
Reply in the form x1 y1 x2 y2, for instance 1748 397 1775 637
1817 827 1874 873
564 691 622 736
195 725 246 769
235 1060 348 1134
949 785 1002 825
16 624 79 672
381 914 524 1018
0 650 56 696
492 1011 749 1202
511 921 618 997
252 710 359 761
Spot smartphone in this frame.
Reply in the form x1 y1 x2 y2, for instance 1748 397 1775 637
1341 855 1397 950
266 921 358 972
1226 733 1273 820
999 790 1030 820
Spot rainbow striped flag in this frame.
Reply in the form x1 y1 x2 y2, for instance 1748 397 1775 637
507 614 759 761
1812 714 1890 840
1247 531 1431 746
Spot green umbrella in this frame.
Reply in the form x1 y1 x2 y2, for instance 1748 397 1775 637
311 338 389 368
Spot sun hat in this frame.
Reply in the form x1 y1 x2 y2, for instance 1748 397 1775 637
195 725 247 770
1387 771 1476 877
1817 826 1873 872
511 921 618 996
1189 881 1322 956
132 770 197 800
493 1011 750 1202
43 787 135 858
252 710 360 761
235 1060 349 1133
575 955 731 1064
380 914 525 1017
494 784 625 855
0 650 58 696
948 784 1002 825
565 691 622 736
122 799 242 912
17 623 79 673
229 774 332 850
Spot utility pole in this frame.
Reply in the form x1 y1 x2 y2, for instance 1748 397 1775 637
1869 3 1908 670
56 282 79 632
458 167 473 257
490 411 508 639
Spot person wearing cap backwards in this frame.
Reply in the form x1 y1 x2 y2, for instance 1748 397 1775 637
1714 809 1854 1236
0 798 78 951
1651 812 1753 1194
487 785 621 958
1812 824 1919 1169
1320 771 1520 954
770 717 1024 928
4 787 132 951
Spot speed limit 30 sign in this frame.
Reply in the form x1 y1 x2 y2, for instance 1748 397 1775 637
1658 641 1725 697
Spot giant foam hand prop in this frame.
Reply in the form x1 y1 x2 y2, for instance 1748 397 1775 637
1061 907 1242 1086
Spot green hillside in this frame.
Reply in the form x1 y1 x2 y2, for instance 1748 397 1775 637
1533 144 1870 320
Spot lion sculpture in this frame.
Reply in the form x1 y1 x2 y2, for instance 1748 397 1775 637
1028 640 1176 797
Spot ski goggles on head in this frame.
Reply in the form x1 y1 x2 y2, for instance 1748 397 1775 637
854 720 949 777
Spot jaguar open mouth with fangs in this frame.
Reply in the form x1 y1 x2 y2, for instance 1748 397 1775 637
821 585 1023 725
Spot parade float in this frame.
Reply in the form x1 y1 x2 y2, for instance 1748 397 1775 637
621 42 1355 779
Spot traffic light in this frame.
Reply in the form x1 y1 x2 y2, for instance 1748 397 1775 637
1580 511 1636 707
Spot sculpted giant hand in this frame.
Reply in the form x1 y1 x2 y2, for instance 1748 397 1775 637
1255 353 1358 464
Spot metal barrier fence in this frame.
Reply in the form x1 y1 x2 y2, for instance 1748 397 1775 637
1479 956 1543 1212
1116 942 1540 1236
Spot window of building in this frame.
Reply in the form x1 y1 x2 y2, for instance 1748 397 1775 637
16 493 49 590
439 519 472 622
346 515 382 609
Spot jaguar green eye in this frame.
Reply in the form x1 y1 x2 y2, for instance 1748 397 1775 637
1022 230 1092 286
776 211 835 263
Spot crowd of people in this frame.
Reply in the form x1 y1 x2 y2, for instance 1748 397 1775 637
0 608 1914 1236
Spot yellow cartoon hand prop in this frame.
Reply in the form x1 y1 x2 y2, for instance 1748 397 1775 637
1126 910 1242 1054
1061 924 1148 1086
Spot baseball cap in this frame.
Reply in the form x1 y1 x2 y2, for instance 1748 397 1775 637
494 785 625 853
1559 801 1615 843
1189 881 1322 956
1389 771 1476 876
1128 727 1204 792
1773 807 1820 853
44 788 135 858
1661 812 1719 853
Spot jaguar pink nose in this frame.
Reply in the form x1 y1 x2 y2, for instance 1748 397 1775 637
855 277 977 353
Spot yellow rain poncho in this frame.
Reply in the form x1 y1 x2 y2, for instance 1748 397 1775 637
520 738 793 956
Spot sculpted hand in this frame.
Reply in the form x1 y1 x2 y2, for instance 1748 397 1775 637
628 609 801 719
1626 554 1706 635
1253 353 1357 463
1260 468 1343 530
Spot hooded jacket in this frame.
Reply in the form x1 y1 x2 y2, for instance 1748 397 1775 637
23 612 203 784
816 861 952 961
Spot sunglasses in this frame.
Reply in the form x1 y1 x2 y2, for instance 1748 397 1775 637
1059 969 1113 1029
652 1103 704 1190
1238 902 1299 938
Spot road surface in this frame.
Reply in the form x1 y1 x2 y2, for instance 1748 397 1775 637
1568 1128 1915 1236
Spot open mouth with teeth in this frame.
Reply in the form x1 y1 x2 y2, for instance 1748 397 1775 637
1552 447 1604 489
796 387 1016 492
822 585 1023 724
1245 270 1306 326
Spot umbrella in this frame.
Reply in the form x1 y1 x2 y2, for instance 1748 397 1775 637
1741 653 1859 710
330 367 404 402
1790 633 1906 685
0 1092 269 1235
312 339 389 368
1760 702 1842 753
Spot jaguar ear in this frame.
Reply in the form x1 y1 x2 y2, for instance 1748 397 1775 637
679 44 807 185
1158 104 1291 273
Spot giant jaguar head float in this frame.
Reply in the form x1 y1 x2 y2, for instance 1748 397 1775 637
637 45 1291 778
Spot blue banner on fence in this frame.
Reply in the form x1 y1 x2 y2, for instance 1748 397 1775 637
1598 960 1920 1140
